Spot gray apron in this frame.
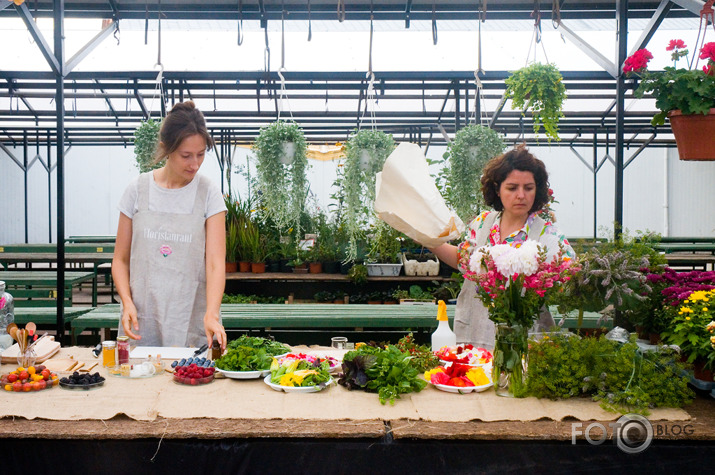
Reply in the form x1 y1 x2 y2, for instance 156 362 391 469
119 172 210 347
454 212 555 349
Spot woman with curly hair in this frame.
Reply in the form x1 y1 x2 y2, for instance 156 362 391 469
430 145 574 348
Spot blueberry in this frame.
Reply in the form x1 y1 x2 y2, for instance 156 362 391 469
179 358 186 367
187 357 194 365
210 361 215 367
171 360 178 368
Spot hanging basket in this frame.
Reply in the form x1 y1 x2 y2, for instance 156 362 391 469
668 109 715 161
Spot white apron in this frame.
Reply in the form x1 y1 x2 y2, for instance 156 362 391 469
119 172 210 347
454 212 555 349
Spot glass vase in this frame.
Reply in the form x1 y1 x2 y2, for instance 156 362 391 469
492 323 529 397
17 346 36 369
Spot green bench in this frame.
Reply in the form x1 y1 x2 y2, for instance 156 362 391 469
1 270 96 328
70 303 609 343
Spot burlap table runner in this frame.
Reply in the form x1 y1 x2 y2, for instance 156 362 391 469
0 347 689 422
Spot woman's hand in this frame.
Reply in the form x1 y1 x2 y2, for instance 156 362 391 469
121 300 141 340
204 313 226 350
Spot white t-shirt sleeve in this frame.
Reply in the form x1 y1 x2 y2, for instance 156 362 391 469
117 177 139 219
204 181 228 219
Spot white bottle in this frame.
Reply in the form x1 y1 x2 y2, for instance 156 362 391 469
431 300 456 352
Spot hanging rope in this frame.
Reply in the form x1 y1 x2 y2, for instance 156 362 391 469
360 2 377 131
148 0 164 119
526 0 549 65
237 0 244 46
432 1 438 45
472 2 488 127
690 0 715 70
307 0 312 41
144 0 149 45
277 1 293 121
337 0 345 22
263 22 270 75
551 0 562 29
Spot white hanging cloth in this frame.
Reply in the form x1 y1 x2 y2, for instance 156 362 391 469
374 143 465 248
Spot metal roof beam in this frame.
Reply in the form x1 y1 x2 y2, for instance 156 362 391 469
64 20 118 76
14 3 62 76
670 0 707 16
557 21 618 78
630 0 673 55
0 142 24 169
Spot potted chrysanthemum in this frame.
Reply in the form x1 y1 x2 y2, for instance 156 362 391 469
625 39 715 160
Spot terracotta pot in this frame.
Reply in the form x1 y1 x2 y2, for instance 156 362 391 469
367 301 382 305
668 108 715 161
225 262 237 273
308 262 323 274
634 325 648 340
251 262 266 274
238 261 251 273
693 361 714 382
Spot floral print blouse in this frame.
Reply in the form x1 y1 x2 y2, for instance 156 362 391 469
457 211 575 273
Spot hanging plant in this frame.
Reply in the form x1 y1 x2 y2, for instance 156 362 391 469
253 121 309 239
505 62 567 142
343 129 396 262
133 119 162 173
443 124 505 223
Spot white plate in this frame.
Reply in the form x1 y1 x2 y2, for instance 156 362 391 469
263 374 332 393
430 380 493 394
216 368 270 379
439 359 489 368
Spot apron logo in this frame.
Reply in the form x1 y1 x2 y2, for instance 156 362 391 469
159 244 173 257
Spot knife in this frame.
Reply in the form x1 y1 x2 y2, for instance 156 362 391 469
192 343 208 357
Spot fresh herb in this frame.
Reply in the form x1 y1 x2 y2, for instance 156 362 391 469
364 345 427 405
395 333 440 372
227 335 291 356
215 346 274 372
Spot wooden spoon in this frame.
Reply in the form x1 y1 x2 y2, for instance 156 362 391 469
26 322 36 338
6 323 17 341
17 329 27 352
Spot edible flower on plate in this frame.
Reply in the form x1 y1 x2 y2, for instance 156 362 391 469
424 363 490 387
435 344 493 366
270 353 332 388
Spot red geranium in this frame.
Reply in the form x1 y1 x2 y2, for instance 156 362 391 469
666 39 686 51
705 64 715 77
622 48 652 73
700 42 715 63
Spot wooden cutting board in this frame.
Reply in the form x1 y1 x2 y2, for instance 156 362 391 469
1 336 61 364
42 357 98 373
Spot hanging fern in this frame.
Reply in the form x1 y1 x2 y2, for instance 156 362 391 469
133 119 162 173
253 121 309 240
443 124 505 223
343 129 396 262
505 62 567 142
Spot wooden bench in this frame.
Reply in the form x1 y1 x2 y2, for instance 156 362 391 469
0 271 96 330
70 303 609 343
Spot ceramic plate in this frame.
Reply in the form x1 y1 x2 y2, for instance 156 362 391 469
216 368 270 379
430 380 493 394
263 374 332 393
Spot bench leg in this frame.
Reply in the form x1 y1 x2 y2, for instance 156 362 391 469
101 327 112 342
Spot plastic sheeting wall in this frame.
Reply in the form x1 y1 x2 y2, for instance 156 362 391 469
1 144 714 244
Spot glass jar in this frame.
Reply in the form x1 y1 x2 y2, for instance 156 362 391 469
102 340 117 367
17 346 36 368
0 281 15 351
117 336 130 365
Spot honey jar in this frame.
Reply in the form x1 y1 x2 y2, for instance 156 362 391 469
102 340 116 367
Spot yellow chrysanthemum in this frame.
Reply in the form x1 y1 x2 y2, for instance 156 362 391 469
424 368 445 380
465 367 490 386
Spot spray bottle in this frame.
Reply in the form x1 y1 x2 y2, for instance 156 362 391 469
431 300 456 352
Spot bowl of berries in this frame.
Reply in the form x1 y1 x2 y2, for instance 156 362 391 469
172 361 215 386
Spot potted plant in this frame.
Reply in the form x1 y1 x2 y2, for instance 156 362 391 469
307 244 323 274
366 291 383 305
253 121 309 236
237 218 260 273
365 223 403 276
348 263 368 285
225 220 239 273
662 289 715 382
402 248 440 277
442 124 505 223
288 254 308 274
397 285 436 305
333 290 347 304
343 129 395 262
133 119 162 172
625 40 715 160
313 291 334 303
505 62 567 142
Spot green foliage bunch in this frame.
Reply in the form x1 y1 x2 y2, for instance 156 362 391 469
253 121 309 239
343 129 395 262
366 222 402 264
526 334 694 414
133 119 162 172
662 289 715 370
505 62 567 141
442 125 505 223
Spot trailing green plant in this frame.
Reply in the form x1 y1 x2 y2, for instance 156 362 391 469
505 62 567 142
313 290 334 303
253 121 309 240
343 129 395 262
348 263 368 285
442 124 505 223
430 272 463 301
526 334 693 415
133 119 162 172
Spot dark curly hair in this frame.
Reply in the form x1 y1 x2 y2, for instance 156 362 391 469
480 144 550 214
153 101 214 164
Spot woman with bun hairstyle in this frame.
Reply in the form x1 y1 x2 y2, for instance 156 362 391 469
430 145 574 349
113 101 227 349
